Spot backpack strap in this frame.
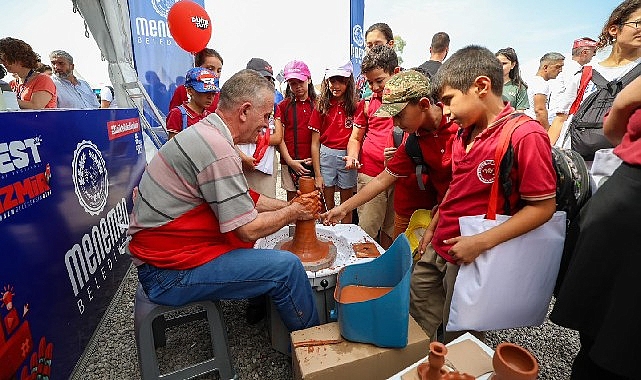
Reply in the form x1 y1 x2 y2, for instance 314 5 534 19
177 105 188 132
487 113 531 220
404 133 428 190
292 98 299 160
618 61 641 87
568 66 592 115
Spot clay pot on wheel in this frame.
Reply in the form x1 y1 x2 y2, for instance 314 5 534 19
491 342 539 380
417 341 448 380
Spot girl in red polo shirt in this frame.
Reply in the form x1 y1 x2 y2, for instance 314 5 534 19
276 60 317 201
309 62 361 223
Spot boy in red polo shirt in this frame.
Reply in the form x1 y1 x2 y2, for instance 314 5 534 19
166 67 219 139
411 45 556 343
322 70 457 237
345 45 400 248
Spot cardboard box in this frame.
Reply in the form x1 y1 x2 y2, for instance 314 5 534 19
291 317 429 380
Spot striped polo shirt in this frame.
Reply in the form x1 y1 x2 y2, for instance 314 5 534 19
128 113 259 269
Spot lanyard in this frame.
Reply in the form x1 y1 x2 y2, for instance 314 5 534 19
17 69 35 99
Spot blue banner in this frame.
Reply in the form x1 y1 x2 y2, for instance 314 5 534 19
128 0 206 116
350 0 365 79
0 109 145 379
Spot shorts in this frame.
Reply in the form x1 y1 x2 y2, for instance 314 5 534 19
356 173 395 239
320 144 357 189
280 164 297 192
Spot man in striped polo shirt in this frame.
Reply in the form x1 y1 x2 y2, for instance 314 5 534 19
129 69 320 332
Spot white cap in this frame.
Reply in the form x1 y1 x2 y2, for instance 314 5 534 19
324 61 353 79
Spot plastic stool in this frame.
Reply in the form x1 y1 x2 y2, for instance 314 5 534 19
134 284 235 379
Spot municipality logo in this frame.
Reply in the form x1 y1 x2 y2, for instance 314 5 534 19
72 141 109 216
352 24 364 47
151 0 179 18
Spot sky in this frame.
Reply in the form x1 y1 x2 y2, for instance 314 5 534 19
1 0 620 89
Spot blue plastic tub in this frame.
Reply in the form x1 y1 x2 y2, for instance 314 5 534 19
333 235 413 348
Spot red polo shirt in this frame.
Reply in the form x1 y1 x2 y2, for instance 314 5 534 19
385 130 436 217
354 94 395 177
613 107 641 165
309 99 362 150
432 105 556 263
386 116 458 207
166 102 211 135
276 97 315 163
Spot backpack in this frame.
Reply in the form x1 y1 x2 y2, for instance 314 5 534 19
177 105 188 132
569 63 641 161
499 113 591 296
392 126 429 190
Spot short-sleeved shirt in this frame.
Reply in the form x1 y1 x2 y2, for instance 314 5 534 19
52 76 100 109
100 85 118 108
128 113 260 269
417 60 442 78
524 76 550 120
169 84 219 112
384 131 436 218
166 102 211 135
502 81 529 111
275 97 315 163
432 105 556 263
613 107 641 166
19 73 57 108
354 94 395 177
308 99 361 150
386 116 458 214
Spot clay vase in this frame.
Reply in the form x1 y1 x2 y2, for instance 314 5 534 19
417 341 448 380
280 176 330 262
491 342 539 380
441 372 475 380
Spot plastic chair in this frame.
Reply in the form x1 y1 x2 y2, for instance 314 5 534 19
134 284 235 380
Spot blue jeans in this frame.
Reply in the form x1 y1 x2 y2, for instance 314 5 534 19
137 248 320 332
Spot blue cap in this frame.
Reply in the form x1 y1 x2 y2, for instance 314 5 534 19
185 67 219 93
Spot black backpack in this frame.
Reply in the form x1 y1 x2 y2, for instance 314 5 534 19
392 127 428 190
500 114 591 296
569 63 641 161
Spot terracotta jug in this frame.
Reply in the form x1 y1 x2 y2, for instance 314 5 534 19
281 176 329 262
491 342 539 380
417 341 448 380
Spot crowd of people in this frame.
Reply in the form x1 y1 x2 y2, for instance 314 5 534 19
0 37 117 110
3 0 640 378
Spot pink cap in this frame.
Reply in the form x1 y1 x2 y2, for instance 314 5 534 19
573 37 597 50
284 60 311 81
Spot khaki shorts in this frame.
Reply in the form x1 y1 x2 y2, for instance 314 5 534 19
280 164 297 192
245 164 278 199
409 245 485 343
356 173 395 239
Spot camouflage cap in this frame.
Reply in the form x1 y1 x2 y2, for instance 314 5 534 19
374 70 431 118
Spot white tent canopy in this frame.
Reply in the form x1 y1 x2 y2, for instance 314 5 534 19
72 0 165 161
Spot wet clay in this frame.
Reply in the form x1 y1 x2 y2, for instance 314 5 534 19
280 176 335 264
352 242 380 258
337 285 393 303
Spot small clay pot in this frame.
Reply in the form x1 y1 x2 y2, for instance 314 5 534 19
417 341 448 380
491 342 539 380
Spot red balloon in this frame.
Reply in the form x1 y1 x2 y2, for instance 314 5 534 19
167 0 212 54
